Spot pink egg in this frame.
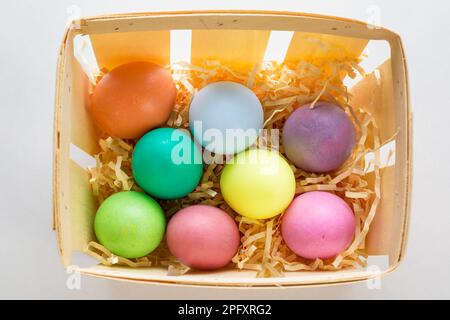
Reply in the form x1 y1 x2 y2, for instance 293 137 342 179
281 192 355 260
166 205 240 270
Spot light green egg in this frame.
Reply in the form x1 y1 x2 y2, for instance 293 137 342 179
94 191 166 259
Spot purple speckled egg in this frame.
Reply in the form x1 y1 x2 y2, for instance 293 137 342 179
281 191 355 260
166 205 240 270
282 102 356 173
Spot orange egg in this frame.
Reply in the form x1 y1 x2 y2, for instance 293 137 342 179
90 61 176 139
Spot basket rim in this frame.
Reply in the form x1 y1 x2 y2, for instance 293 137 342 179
68 10 401 40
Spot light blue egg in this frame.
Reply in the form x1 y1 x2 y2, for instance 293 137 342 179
189 81 263 155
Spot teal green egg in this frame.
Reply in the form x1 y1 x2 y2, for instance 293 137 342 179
132 127 203 199
94 191 166 259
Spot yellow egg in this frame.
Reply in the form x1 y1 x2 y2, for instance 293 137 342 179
220 149 296 220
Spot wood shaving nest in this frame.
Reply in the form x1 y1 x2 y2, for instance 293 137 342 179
86 55 382 278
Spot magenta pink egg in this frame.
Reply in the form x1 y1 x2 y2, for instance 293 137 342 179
281 191 355 260
166 205 240 270
282 102 356 173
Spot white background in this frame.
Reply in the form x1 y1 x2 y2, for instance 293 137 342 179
0 0 449 299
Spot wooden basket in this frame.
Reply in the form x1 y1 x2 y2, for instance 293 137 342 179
53 10 412 287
